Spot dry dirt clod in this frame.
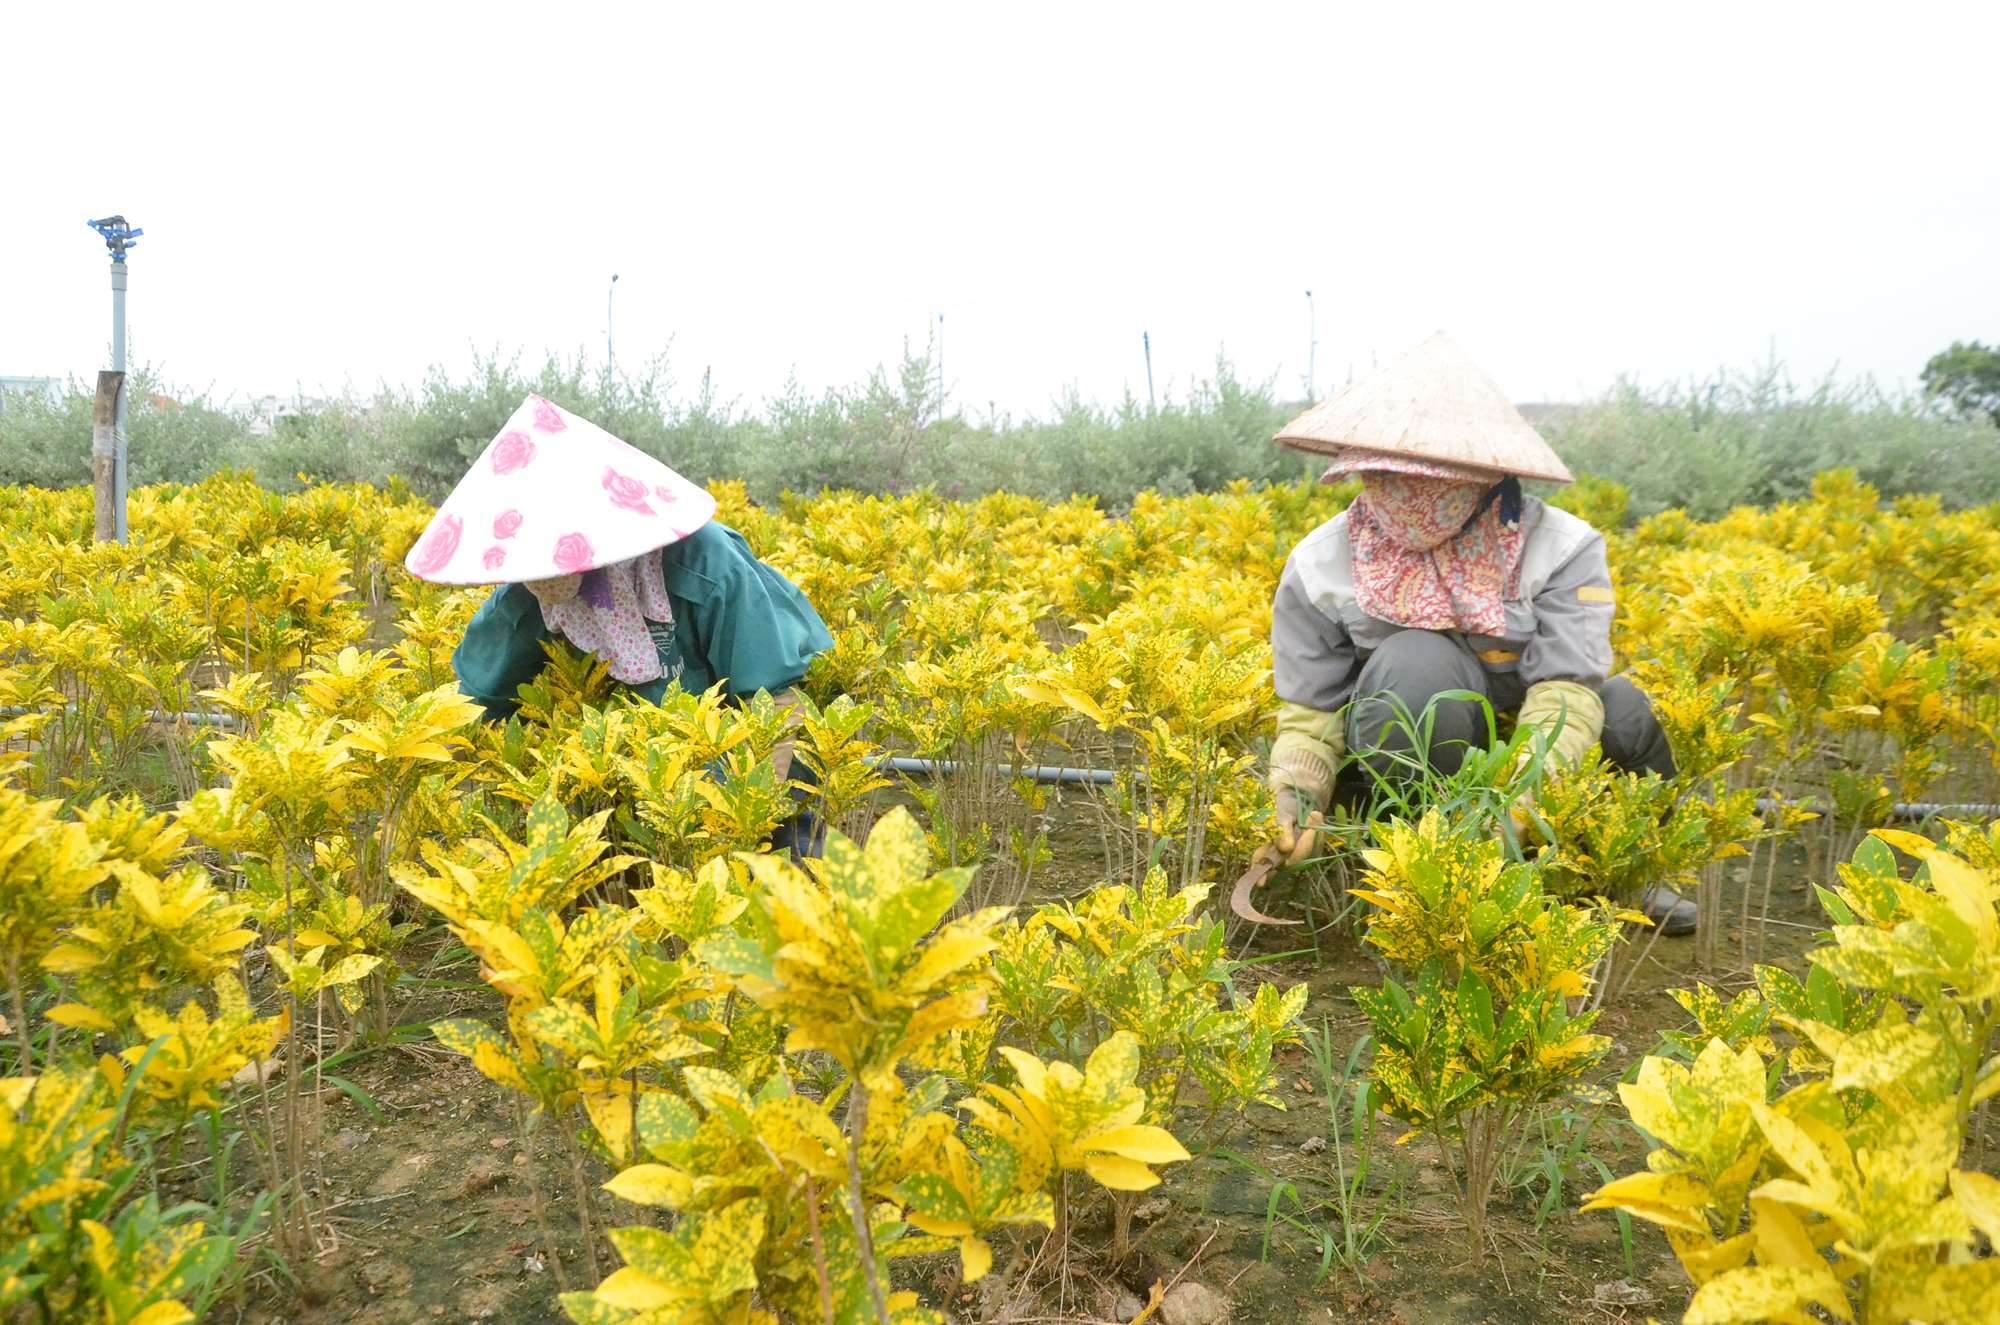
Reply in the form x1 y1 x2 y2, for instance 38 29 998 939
357 1260 412 1296
452 1159 510 1200
491 1196 535 1227
1114 1293 1145 1321
1592 1279 1655 1306
1133 1196 1172 1221
231 1058 282 1088
1159 1281 1229 1325
459 1284 507 1319
1298 1135 1328 1156
335 1128 370 1150
369 1154 433 1196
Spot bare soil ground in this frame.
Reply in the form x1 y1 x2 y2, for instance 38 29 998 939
210 813 1998 1325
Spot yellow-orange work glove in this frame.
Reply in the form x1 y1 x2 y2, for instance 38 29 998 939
1509 680 1606 837
1270 701 1342 858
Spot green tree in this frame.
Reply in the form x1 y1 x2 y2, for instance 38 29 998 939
1921 340 2000 425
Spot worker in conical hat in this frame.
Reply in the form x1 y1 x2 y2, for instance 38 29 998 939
1264 333 1691 933
405 394 835 856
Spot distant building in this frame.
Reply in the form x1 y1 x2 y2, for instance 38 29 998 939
1514 402 1580 428
232 391 389 435
0 375 62 407
236 393 335 437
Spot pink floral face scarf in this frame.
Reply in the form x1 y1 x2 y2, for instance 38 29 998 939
1349 472 1523 636
525 548 675 683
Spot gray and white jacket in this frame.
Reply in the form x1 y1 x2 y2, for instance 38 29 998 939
1272 497 1614 714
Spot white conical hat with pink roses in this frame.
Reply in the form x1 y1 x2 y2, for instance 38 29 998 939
403 395 718 585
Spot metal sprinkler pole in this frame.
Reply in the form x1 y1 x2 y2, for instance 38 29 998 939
1143 332 1156 413
111 257 126 539
86 216 141 544
608 274 619 384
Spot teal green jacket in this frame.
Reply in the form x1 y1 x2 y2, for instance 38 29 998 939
452 521 834 722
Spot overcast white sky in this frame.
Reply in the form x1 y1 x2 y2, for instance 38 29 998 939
3 3 1995 417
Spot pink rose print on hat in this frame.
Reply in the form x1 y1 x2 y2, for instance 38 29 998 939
409 393 712 585
490 431 535 475
603 467 657 515
412 514 462 577
552 531 594 573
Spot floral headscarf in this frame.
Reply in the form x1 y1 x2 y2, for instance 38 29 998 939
526 548 676 683
1348 471 1523 636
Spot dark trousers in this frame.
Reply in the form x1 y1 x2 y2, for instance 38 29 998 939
1343 629 1675 785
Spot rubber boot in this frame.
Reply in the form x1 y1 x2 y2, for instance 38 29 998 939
1638 885 1697 937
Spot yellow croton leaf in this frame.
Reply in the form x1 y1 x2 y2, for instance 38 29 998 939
1667 1229 1757 1288
604 1163 697 1210
124 1304 194 1325
1683 1263 1853 1325
46 1003 119 1034
1950 1169 2000 1246
958 1235 993 1283
967 1034 1189 1192
1582 1170 1714 1234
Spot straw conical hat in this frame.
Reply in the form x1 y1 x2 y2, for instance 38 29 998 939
1273 332 1573 485
404 395 717 585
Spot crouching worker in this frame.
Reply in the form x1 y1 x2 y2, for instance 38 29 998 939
1262 334 1691 934
402 394 835 857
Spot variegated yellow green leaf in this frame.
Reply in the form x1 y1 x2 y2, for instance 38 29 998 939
603 1164 697 1209
1683 1263 1852 1324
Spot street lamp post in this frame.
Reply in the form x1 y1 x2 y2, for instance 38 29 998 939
608 274 619 385
1143 332 1156 413
1305 289 1317 403
86 216 141 543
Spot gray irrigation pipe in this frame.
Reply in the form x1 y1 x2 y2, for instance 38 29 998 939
10 703 1991 814
1 703 238 728
875 777 1995 814
875 756 1120 787
0 707 1112 783
1753 795 2000 822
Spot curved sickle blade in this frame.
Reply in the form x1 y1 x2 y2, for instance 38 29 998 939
1230 847 1302 926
